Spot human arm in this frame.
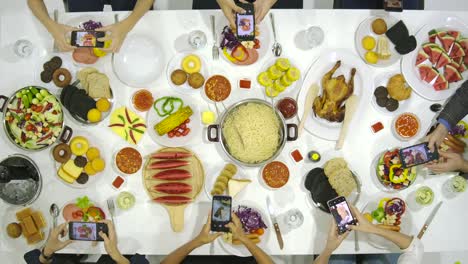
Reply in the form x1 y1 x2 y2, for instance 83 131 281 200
216 0 246 29
425 151 468 174
313 222 349 264
227 214 273 264
253 0 277 23
96 0 153 52
437 80 468 130
160 212 222 264
35 223 73 263
27 0 76 51
98 220 130 264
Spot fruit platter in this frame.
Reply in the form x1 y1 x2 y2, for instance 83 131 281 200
52 134 106 188
363 196 412 249
402 16 468 101
256 57 302 98
355 15 401 67
167 52 209 94
147 94 201 147
372 149 417 192
218 203 269 257
62 196 107 222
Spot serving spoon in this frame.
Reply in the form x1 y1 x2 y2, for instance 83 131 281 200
269 13 282 57
49 203 59 228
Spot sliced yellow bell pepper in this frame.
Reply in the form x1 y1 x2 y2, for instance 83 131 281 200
389 164 408 184
222 47 237 63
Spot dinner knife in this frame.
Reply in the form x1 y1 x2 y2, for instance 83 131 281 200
417 201 443 239
266 196 284 249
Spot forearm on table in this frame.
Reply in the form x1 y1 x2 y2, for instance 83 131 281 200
121 0 153 28
160 238 203 264
438 80 468 127
111 254 130 264
241 238 274 264
372 227 412 249
313 249 332 264
27 0 55 29
460 160 468 173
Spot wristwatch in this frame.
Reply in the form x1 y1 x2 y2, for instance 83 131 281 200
41 247 54 261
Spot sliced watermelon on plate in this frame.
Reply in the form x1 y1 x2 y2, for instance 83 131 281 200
415 49 429 66
449 42 466 59
441 36 456 53
455 56 464 66
449 60 460 69
419 65 439 83
436 51 451 68
444 64 463 83
465 55 468 65
429 46 444 65
459 38 468 55
458 63 468 73
418 64 432 81
428 29 438 43
447 30 461 40
422 43 439 57
436 31 448 42
433 74 449 90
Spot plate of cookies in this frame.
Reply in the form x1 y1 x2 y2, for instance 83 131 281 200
39 55 76 89
166 51 209 95
51 133 107 188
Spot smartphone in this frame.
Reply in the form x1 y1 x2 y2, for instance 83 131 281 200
399 142 439 168
211 195 232 232
235 3 255 41
68 221 108 241
384 0 403 12
71 31 105 48
327 196 357 235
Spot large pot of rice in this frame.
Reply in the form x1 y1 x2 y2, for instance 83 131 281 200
207 99 298 167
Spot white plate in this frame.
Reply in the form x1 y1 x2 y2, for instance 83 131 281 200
363 196 412 250
401 16 468 101
166 51 210 95
147 93 201 147
51 131 106 189
371 71 414 115
203 164 249 199
112 34 164 88
355 15 401 67
0 205 51 251
256 56 303 99
297 50 371 140
217 15 271 66
217 201 270 257
36 53 78 90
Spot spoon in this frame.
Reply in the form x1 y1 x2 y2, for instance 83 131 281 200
49 203 59 228
269 13 282 57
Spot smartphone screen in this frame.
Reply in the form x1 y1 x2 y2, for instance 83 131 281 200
384 0 403 12
211 195 232 232
71 31 105 48
399 142 439 168
68 222 108 241
236 3 255 41
327 196 357 234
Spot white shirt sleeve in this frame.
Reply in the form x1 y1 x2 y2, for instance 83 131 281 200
397 237 424 264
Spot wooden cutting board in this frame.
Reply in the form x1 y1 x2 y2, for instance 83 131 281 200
143 147 204 232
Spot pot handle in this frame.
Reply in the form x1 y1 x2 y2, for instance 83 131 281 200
59 126 73 143
207 125 220 142
286 124 298 141
0 95 8 112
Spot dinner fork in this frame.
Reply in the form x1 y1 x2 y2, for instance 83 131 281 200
210 15 219 60
107 198 116 224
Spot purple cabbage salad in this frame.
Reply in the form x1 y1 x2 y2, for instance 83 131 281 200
234 205 267 233
220 26 240 50
80 20 103 30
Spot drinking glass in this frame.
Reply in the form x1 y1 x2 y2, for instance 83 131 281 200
188 30 207 50
304 26 324 49
13 39 33 58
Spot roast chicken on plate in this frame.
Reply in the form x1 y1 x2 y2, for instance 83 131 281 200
313 60 356 122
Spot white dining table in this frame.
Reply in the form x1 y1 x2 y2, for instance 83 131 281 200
0 8 468 262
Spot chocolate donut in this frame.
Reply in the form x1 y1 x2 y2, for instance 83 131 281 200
53 143 72 163
74 156 88 168
52 68 72 88
41 70 53 83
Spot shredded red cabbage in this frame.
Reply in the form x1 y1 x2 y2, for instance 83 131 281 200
384 198 406 216
80 20 103 30
234 205 267 233
451 123 467 138
220 26 240 50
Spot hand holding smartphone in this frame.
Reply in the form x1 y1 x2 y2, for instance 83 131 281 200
211 195 232 232
399 142 439 168
235 3 255 41
68 221 108 241
327 196 357 234
71 31 105 48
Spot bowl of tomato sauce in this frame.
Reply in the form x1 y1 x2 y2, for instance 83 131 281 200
392 112 420 141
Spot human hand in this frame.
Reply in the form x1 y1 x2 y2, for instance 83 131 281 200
426 124 449 152
46 22 76 52
226 213 247 242
253 0 277 24
194 211 223 245
216 0 246 29
426 151 467 173
323 221 349 253
43 222 73 256
348 205 377 234
96 20 133 53
98 220 127 263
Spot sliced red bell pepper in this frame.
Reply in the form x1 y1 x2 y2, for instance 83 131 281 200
37 131 53 143
231 44 249 62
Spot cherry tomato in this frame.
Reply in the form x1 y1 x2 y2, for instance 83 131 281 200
185 118 190 124
175 132 182 137
25 113 32 121
180 124 187 129
182 129 190 136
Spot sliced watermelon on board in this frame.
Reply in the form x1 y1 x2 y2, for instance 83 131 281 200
416 49 429 66
441 36 456 53
459 38 468 55
444 64 463 83
449 42 466 59
447 30 461 40
429 47 444 65
436 51 451 68
429 29 438 43
433 74 449 90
